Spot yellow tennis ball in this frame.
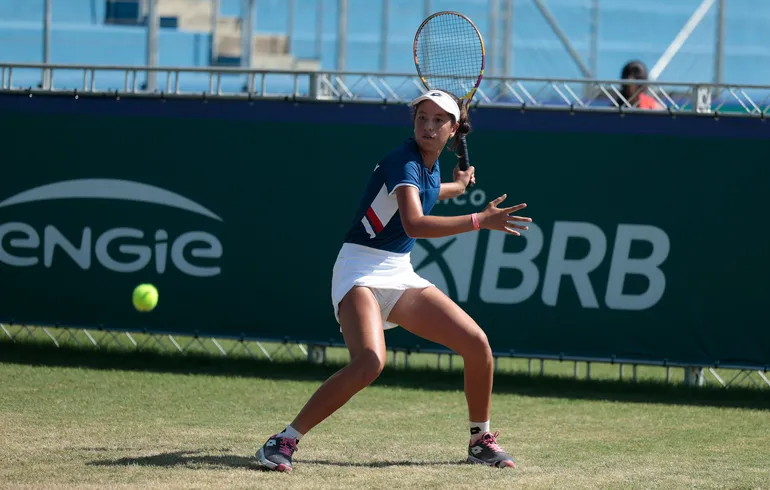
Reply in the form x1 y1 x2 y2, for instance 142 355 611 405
132 284 158 312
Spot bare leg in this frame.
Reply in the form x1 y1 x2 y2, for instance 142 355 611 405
289 286 387 434
387 286 493 422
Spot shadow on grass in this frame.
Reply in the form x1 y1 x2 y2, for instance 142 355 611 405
2 341 769 411
298 458 467 468
87 450 257 470
87 449 464 469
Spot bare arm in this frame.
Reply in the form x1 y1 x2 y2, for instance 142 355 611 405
397 186 475 238
438 163 475 201
397 186 532 239
438 181 467 201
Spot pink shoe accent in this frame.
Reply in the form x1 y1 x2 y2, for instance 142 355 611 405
480 431 504 452
278 437 298 457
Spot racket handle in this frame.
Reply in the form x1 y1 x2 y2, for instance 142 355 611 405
457 135 473 188
457 135 469 170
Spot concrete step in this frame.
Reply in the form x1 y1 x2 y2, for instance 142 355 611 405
156 0 319 70
157 0 212 31
217 29 289 57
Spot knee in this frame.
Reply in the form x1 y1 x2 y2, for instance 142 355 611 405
460 328 493 361
350 349 386 386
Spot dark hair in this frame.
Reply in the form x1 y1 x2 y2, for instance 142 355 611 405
411 92 472 152
621 60 649 81
446 92 472 152
617 60 649 105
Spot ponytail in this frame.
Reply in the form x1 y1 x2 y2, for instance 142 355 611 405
448 106 472 152
447 93 472 153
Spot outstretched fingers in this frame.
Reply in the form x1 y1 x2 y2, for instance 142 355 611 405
506 221 529 231
489 194 508 207
502 202 528 215
486 196 532 236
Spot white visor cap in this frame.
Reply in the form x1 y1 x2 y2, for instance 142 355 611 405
409 90 461 122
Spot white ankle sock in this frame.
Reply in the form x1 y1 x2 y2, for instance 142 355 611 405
278 425 304 441
470 420 490 444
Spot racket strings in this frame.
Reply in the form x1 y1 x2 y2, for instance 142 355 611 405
415 13 483 99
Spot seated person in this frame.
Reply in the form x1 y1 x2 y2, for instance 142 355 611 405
618 60 664 110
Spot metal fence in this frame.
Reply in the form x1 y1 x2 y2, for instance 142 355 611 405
3 62 770 116
3 323 768 390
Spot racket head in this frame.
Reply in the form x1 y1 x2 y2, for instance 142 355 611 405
413 11 486 113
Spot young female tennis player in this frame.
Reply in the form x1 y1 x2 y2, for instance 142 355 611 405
256 89 531 472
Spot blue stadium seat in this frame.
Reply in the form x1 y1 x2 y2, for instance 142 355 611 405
1 0 769 88
0 0 105 24
0 22 208 66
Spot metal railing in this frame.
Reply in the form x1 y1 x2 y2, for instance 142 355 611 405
2 323 768 389
2 62 770 116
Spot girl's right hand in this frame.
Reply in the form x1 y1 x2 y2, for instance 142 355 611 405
478 194 532 236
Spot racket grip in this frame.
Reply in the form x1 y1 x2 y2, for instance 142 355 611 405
457 135 469 170
457 135 473 188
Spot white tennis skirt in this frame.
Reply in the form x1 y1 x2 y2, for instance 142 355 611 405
331 242 434 330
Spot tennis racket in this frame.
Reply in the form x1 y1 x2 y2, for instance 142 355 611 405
413 11 485 175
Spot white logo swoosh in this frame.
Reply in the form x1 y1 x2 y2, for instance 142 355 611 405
0 179 223 222
412 233 479 303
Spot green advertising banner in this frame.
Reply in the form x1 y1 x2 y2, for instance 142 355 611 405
0 94 768 368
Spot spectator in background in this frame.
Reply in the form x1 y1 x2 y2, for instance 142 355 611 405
619 60 664 110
